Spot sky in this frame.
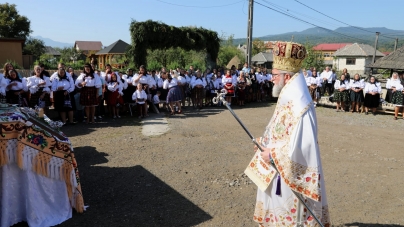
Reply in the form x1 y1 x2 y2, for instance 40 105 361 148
5 0 404 46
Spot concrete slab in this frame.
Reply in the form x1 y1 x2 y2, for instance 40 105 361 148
141 114 169 136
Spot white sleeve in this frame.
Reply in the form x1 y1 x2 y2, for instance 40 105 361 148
75 75 84 88
0 76 7 95
377 83 382 93
43 77 51 93
345 81 351 89
118 82 123 95
148 76 156 87
22 78 28 92
68 77 75 93
395 83 403 91
334 81 339 89
364 83 370 93
132 91 137 101
107 83 115 91
51 79 58 92
386 79 392 89
163 80 169 89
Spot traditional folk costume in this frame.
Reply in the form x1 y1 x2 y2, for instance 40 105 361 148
133 73 154 96
123 73 136 103
132 89 148 117
209 78 221 100
0 73 6 103
3 76 28 105
333 79 350 102
177 74 187 102
75 73 102 107
51 74 76 112
364 82 382 109
388 78 404 106
191 76 206 100
222 75 236 97
106 80 124 107
250 41 330 227
306 76 322 102
237 78 247 101
26 74 52 108
163 78 182 103
349 79 365 103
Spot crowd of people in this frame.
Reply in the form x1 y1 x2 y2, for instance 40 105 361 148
0 61 403 125
302 66 404 118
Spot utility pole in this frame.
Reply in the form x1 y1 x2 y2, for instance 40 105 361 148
246 0 254 68
394 38 398 51
370 32 380 76
372 32 380 64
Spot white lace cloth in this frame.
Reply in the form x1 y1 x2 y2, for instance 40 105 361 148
0 139 73 227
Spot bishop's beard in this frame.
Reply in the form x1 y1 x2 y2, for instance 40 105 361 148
272 78 285 97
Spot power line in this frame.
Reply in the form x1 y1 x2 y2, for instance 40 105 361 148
255 0 370 43
261 0 341 29
154 0 244 8
293 0 396 40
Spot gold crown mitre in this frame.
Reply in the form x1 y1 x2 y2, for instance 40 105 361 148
272 41 306 73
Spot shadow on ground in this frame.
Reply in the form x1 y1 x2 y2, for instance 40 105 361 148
55 146 212 226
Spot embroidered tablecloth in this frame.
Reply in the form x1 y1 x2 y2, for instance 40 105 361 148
0 107 84 227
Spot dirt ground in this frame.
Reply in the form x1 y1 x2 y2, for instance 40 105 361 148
15 101 404 227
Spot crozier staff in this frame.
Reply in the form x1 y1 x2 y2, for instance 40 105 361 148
252 41 330 226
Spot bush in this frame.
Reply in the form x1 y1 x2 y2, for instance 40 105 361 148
4 59 22 69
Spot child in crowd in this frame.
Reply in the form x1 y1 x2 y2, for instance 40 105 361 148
153 91 161 112
132 83 148 118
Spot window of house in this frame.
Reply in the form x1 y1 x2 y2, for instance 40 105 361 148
323 53 330 58
346 58 356 65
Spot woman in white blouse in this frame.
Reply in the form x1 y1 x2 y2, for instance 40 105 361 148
122 68 137 105
106 72 124 118
333 74 350 112
3 69 28 105
164 72 183 115
389 72 404 120
364 76 382 115
222 70 236 105
51 67 75 124
349 73 365 113
133 65 153 96
75 64 102 124
27 65 51 109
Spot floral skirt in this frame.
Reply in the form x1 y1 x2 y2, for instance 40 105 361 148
333 90 350 102
350 90 364 102
364 93 380 108
391 91 404 106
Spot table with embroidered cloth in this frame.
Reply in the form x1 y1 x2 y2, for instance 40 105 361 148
0 107 84 227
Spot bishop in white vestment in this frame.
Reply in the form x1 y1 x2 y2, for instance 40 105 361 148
252 41 330 227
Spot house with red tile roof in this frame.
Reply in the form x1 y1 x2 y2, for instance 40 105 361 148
313 43 352 65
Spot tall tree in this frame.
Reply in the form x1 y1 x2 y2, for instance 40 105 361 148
252 39 266 55
23 37 45 60
0 3 31 39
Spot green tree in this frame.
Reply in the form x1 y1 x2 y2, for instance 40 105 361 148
217 34 245 67
302 42 325 70
57 47 81 64
252 38 266 56
23 37 45 61
0 3 31 39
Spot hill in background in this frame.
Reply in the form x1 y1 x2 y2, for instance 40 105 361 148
233 26 404 51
